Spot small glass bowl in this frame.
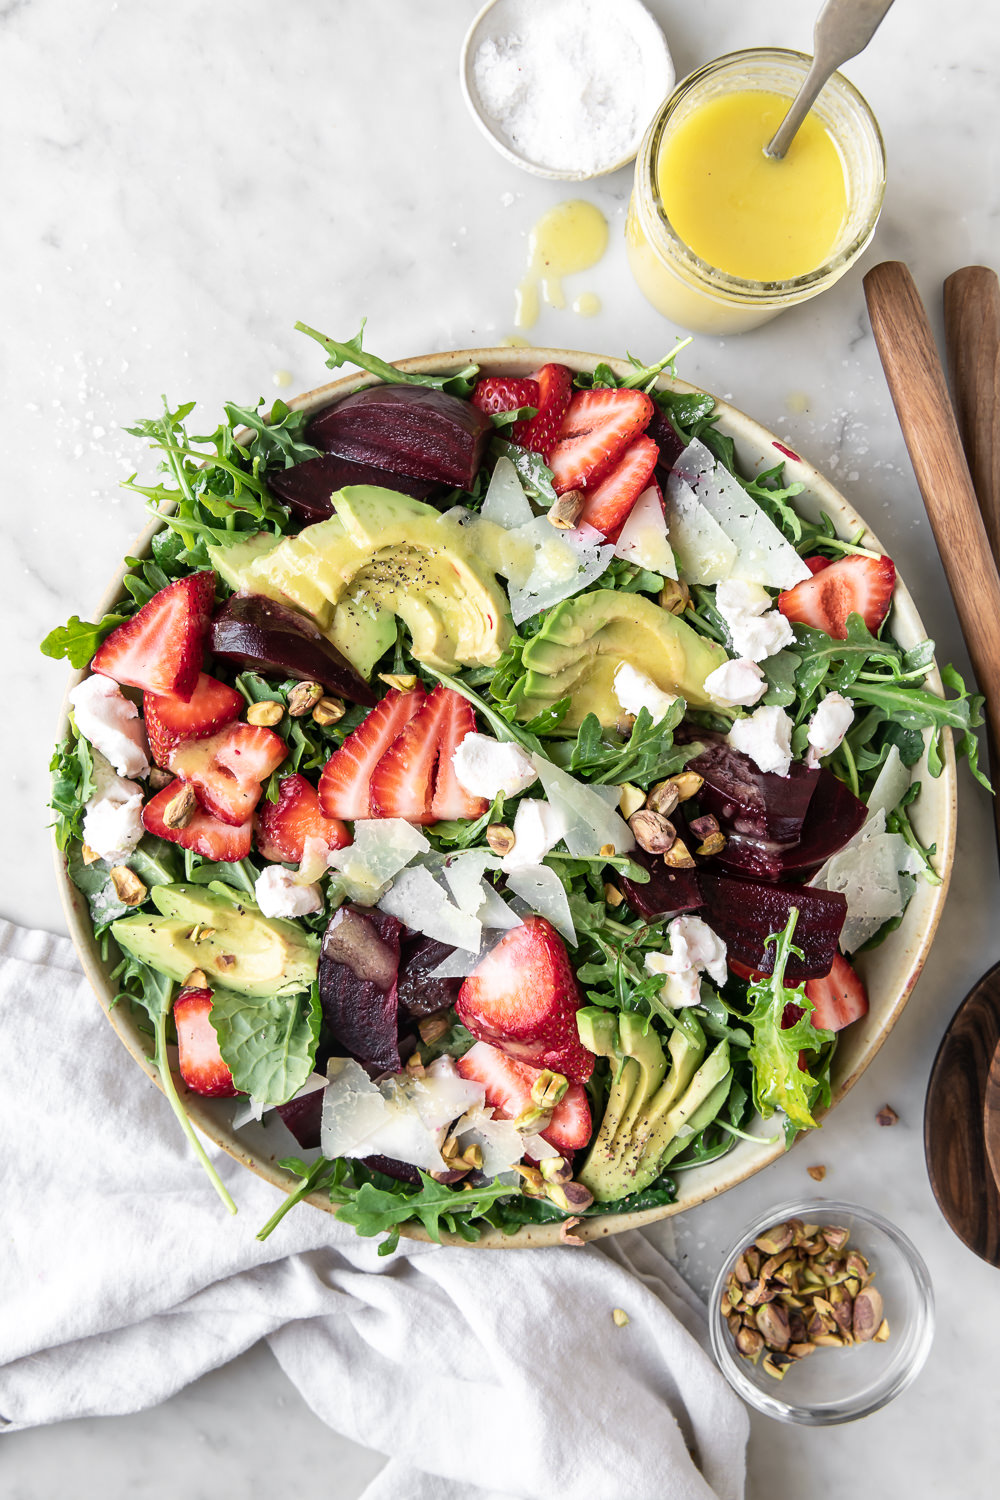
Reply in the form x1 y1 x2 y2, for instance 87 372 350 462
709 1198 934 1424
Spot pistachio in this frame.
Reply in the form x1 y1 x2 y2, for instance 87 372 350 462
461 1143 484 1171
761 1350 794 1380
845 1249 870 1282
547 490 585 529
513 1103 553 1134
754 1301 791 1350
725 1273 744 1310
430 1167 469 1184
873 1318 891 1343
688 813 719 840
312 696 346 726
485 823 516 856
546 1180 595 1214
669 770 704 802
659 577 691 615
821 1224 850 1253
755 1222 794 1256
733 1251 754 1285
616 713 636 736
612 1307 630 1328
812 1333 845 1348
603 882 625 908
807 1164 827 1182
787 1342 817 1360
695 831 727 857
741 1278 774 1307
628 808 677 854
559 1216 586 1247
286 681 324 717
417 1013 450 1045
378 672 418 692
599 842 616 858
512 1163 547 1198
81 843 102 866
148 765 173 790
787 1310 808 1344
735 1325 764 1361
645 779 680 818
662 837 696 870
744 1246 762 1277
853 1287 884 1342
109 866 147 906
531 1069 569 1109
726 1310 743 1337
183 968 209 990
876 1103 899 1127
405 1053 426 1077
617 783 646 820
163 783 199 830
214 953 238 973
828 1285 854 1334
246 699 284 727
538 1156 573 1186
759 1249 795 1282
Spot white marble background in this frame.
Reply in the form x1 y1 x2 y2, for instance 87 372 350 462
4 0 1000 1494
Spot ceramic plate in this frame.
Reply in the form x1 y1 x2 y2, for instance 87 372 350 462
55 348 957 1246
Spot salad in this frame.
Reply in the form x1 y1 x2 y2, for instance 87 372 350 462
45 327 985 1252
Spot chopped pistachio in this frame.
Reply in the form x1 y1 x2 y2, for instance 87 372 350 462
695 831 727 857
183 968 209 990
853 1287 884 1342
755 1222 794 1256
821 1224 850 1252
312 696 346 726
286 681 324 717
659 577 691 615
163 783 199 830
873 1318 891 1343
612 1307 630 1328
81 843 101 866
876 1103 899 1127
761 1350 794 1380
531 1070 569 1109
735 1325 764 1361
663 837 696 870
755 1301 791 1350
603 882 624 908
109 866 147 907
628 808 677 854
246 699 284 727
378 672 418 692
645 780 680 818
617 783 646 820
548 490 585 529
485 823 516 856
807 1164 827 1182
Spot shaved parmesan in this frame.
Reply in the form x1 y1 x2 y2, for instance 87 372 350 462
811 808 923 952
454 1105 527 1177
504 863 577 944
531 753 635 857
481 455 535 529
320 1056 485 1173
864 746 911 825
429 930 508 978
673 438 811 589
613 485 678 578
328 819 430 902
442 850 500 914
378 865 481 951
663 470 739 584
504 516 614 626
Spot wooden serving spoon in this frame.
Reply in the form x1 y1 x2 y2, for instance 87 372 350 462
864 260 1000 1265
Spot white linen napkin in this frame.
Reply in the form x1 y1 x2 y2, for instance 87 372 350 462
0 918 748 1498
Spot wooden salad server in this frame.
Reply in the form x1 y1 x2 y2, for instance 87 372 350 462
864 260 1000 1265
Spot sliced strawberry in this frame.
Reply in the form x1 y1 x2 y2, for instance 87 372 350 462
578 434 660 538
457 917 594 1082
777 553 896 640
370 685 451 823
547 387 655 495
456 1040 591 1153
430 689 488 821
143 673 243 767
471 376 540 418
318 688 426 821
92 572 215 700
511 363 573 459
804 953 869 1032
174 986 240 1098
143 781 253 860
804 555 832 576
255 772 350 862
168 722 287 825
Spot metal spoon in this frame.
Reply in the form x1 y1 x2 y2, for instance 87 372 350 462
766 0 897 160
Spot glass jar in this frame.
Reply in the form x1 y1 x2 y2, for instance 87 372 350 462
626 49 886 335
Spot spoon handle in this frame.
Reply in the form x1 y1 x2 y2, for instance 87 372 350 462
766 0 896 159
944 267 1000 566
863 261 1000 759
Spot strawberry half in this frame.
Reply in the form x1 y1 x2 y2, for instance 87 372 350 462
143 781 253 860
471 375 540 418
318 687 425 821
804 555 832 576
803 953 869 1032
255 772 350 862
370 685 451 823
168 722 287 825
457 917 594 1082
431 688 488 821
578 434 660 539
173 986 240 1098
456 1040 591 1153
91 572 215 700
511 363 573 459
777 553 896 640
547 387 655 495
143 673 243 767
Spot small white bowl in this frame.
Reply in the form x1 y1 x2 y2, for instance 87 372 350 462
459 0 675 181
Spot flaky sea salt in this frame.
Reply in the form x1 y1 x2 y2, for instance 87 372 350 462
471 0 670 174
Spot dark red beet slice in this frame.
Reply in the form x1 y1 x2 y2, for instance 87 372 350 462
307 385 491 490
360 1154 422 1184
268 453 440 524
707 768 867 880
318 907 403 1073
397 934 462 1017
699 872 846 982
646 406 685 471
620 848 704 920
688 739 819 845
210 593 376 706
276 1088 324 1149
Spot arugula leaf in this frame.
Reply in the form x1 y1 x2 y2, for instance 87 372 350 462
332 1171 513 1252
601 557 666 596
210 986 321 1106
49 723 96 849
568 702 694 787
489 436 557 502
111 953 236 1213
295 319 479 398
422 666 545 757
222 398 320 470
41 613 128 668
744 910 834 1132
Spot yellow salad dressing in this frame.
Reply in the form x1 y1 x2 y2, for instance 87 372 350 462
515 199 608 329
656 90 848 283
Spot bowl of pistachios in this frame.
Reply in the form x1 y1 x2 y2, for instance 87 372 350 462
709 1198 934 1424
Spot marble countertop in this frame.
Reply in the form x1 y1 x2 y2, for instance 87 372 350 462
6 0 1000 1493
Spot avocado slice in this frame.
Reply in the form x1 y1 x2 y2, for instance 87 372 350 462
208 532 282 593
328 594 397 679
112 883 319 998
513 590 728 730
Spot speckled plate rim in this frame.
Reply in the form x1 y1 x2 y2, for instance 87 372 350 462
54 347 957 1248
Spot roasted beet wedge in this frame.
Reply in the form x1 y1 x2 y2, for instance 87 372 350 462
268 453 440 523
307 385 491 490
210 594 376 705
688 739 819 845
620 848 704 921
698 872 847 982
645 406 685 471
704 767 868 881
397 934 462 1017
276 1088 325 1150
318 907 403 1073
